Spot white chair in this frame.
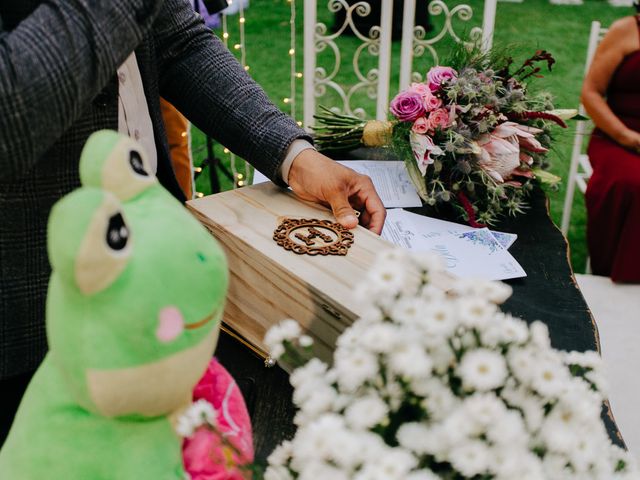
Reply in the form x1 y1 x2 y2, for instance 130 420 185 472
302 0 498 128
561 21 608 265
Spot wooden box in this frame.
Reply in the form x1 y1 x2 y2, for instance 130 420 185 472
187 182 394 362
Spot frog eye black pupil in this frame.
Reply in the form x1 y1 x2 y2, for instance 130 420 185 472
106 213 129 251
129 150 148 176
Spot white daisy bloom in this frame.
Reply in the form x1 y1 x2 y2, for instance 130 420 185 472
334 348 379 392
264 465 294 480
448 439 491 477
345 394 389 430
456 296 497 329
529 320 551 349
458 348 508 391
388 342 433 379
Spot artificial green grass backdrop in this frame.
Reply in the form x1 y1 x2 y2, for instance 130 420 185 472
191 0 629 273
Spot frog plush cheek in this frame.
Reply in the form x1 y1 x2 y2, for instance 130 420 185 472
80 130 156 201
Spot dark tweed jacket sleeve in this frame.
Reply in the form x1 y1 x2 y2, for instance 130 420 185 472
0 0 163 182
154 0 312 185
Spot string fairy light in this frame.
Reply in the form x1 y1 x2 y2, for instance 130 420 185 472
288 0 297 121
220 1 251 188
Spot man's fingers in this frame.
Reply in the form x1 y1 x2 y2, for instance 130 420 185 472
329 192 359 229
357 177 386 234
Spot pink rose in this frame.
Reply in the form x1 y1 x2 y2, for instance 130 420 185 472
412 116 430 134
427 108 451 130
409 82 431 97
422 90 442 112
427 66 458 92
408 82 442 112
390 90 426 122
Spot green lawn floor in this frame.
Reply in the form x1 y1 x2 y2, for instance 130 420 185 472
191 0 630 273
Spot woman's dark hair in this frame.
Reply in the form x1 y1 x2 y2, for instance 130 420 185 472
635 1 640 13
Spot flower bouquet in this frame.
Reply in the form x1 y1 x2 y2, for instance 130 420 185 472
263 251 636 480
312 49 574 226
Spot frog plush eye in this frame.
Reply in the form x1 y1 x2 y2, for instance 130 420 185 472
79 130 157 201
106 213 130 251
48 189 133 296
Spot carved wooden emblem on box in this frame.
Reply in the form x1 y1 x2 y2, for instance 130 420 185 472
273 218 354 256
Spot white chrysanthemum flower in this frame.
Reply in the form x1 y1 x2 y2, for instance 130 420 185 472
448 439 490 477
359 323 401 354
462 392 506 428
405 469 441 480
264 465 294 480
456 296 497 329
507 346 536 385
290 414 345 466
458 348 508 391
563 349 601 369
388 342 433 379
396 422 432 454
334 348 379 392
264 319 302 359
289 358 327 387
421 301 458 337
175 399 217 438
530 358 569 398
267 440 294 467
296 383 337 419
482 314 529 347
419 283 447 303
473 279 513 304
529 321 551 348
356 447 417 480
345 394 389 430
298 461 350 480
414 377 459 420
487 409 527 447
391 296 430 325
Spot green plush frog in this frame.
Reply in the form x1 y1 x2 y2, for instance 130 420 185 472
0 131 228 479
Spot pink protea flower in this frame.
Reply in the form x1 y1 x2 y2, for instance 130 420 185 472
477 121 548 183
426 66 458 92
390 90 425 122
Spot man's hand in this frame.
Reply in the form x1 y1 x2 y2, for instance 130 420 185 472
287 149 386 235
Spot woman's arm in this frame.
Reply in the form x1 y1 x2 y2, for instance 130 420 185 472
0 0 164 182
581 16 640 151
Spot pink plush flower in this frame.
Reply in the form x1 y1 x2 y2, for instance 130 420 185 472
410 131 443 175
390 90 426 122
412 117 430 134
183 358 254 480
427 66 457 92
427 108 451 130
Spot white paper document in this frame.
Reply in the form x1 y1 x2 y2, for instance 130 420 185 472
252 160 422 209
382 209 526 281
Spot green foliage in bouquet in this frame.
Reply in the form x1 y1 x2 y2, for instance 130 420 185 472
313 44 573 226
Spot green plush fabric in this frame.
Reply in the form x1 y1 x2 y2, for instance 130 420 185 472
0 131 228 479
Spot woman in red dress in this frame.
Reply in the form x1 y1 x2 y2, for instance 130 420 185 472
582 10 640 283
